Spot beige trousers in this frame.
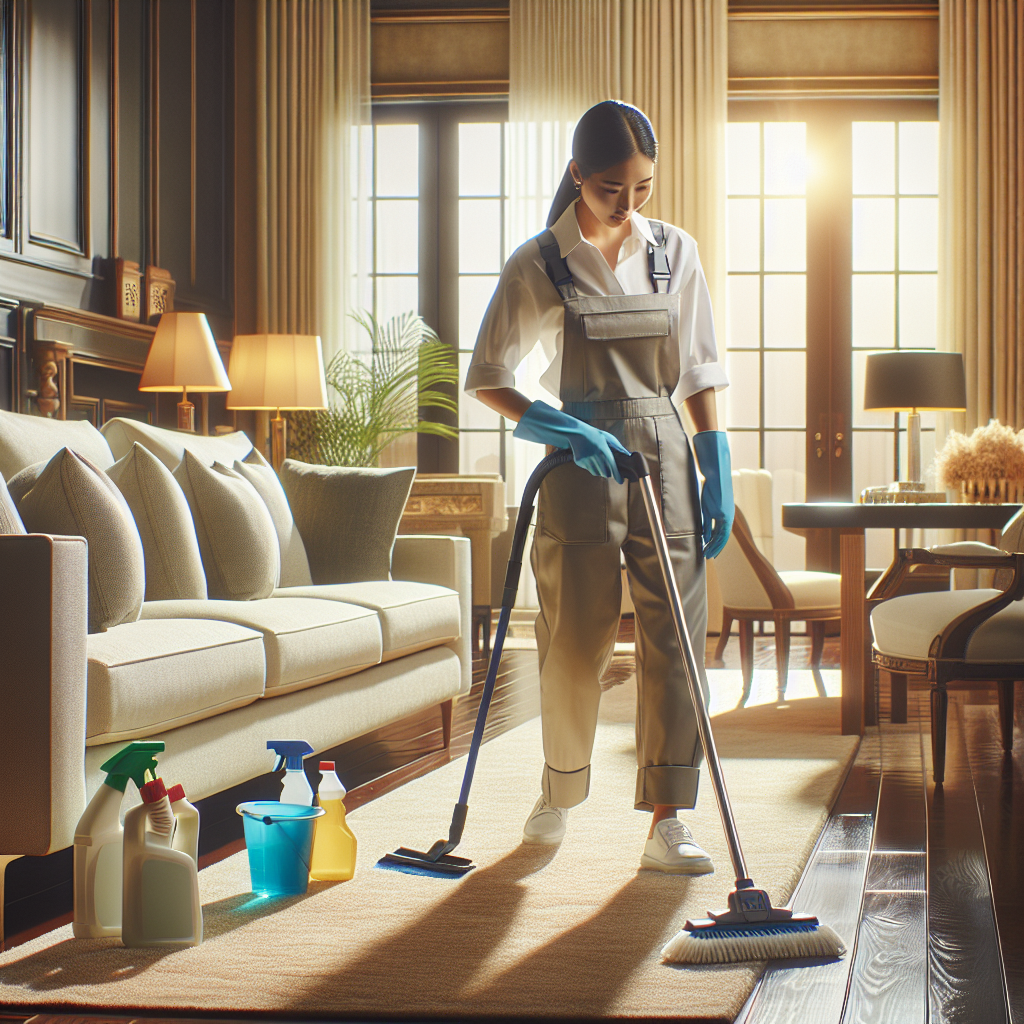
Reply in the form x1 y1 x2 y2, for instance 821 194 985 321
530 417 709 812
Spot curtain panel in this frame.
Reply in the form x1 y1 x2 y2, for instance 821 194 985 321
939 0 1024 431
253 0 371 360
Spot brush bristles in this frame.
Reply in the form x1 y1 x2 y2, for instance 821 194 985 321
661 922 845 965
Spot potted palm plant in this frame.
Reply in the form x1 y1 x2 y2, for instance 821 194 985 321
289 311 457 467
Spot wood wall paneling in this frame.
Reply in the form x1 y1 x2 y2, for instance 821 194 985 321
0 0 12 249
0 297 16 411
114 0 146 268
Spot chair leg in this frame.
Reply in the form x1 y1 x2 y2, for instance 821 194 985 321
774 616 791 701
997 680 1016 752
713 613 733 665
738 620 754 706
890 672 908 724
931 686 949 785
809 620 827 697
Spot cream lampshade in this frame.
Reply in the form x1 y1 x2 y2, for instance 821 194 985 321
864 350 967 483
226 334 328 469
139 312 231 432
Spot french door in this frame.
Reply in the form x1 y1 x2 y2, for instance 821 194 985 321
725 99 939 573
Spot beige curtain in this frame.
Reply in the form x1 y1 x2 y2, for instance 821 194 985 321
939 0 1024 432
254 0 371 359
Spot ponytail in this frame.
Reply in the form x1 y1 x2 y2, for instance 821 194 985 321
546 163 580 227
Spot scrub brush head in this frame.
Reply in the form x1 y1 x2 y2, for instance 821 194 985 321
661 918 845 965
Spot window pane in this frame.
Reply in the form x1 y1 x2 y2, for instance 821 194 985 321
375 125 418 197
898 198 938 271
460 430 501 476
375 200 418 273
853 351 897 427
727 275 759 348
763 275 806 348
899 274 937 349
764 199 805 271
853 198 895 271
853 122 895 195
727 198 760 272
726 351 760 428
459 123 502 196
375 276 419 324
764 432 806 571
459 276 498 349
852 274 895 348
727 122 760 195
764 122 806 196
899 122 939 195
727 430 759 471
764 353 805 427
460 198 501 273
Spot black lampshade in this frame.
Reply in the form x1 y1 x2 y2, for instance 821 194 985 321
863 350 967 412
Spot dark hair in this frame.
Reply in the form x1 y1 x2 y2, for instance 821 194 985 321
546 101 658 227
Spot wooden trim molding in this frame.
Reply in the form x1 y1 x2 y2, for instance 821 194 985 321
729 75 938 98
371 8 508 24
729 4 938 19
373 80 509 99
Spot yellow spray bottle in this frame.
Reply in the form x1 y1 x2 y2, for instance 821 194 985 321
309 761 357 881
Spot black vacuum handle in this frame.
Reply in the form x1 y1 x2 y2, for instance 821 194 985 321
614 448 649 482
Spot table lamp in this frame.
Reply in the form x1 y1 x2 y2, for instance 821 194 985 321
864 350 967 484
139 312 232 432
226 334 328 470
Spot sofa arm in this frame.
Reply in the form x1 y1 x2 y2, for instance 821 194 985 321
0 534 88 856
392 534 472 696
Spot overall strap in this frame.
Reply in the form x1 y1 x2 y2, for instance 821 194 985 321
538 229 577 301
647 220 671 294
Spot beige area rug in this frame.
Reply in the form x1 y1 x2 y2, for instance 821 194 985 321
0 679 857 1022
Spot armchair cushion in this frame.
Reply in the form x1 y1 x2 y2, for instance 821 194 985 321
0 474 25 534
231 451 313 588
173 451 280 600
18 448 145 632
101 417 252 471
0 408 114 480
279 460 416 583
86 618 266 744
107 442 207 601
778 571 841 609
871 588 1021 663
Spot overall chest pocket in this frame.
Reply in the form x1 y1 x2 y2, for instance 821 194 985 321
581 309 670 341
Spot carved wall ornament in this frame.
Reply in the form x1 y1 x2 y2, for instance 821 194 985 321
144 266 176 325
114 258 143 321
404 495 484 516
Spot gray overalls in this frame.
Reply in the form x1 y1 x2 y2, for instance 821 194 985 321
530 221 711 813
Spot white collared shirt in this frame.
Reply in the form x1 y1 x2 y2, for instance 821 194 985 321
464 201 729 404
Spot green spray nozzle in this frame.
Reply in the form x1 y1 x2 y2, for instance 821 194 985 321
99 741 165 793
267 739 313 773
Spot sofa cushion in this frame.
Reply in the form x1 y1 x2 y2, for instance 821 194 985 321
232 453 313 588
101 417 253 471
107 443 207 601
173 451 280 600
0 409 114 480
0 475 25 534
871 588 1022 663
140 596 383 696
86 618 266 745
18 448 145 633
279 460 415 583
274 581 460 661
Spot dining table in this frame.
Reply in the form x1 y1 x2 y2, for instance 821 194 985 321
781 501 1021 735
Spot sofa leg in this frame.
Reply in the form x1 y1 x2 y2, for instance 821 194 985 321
0 854 17 952
931 687 949 785
441 699 454 752
997 680 1016 752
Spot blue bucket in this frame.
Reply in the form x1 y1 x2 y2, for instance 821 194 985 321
237 801 326 896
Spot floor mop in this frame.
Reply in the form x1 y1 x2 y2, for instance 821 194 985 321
379 448 845 966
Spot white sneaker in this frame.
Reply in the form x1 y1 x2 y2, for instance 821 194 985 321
522 795 567 845
640 818 714 875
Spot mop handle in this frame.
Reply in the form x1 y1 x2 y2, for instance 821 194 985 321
457 449 575 808
636 471 751 885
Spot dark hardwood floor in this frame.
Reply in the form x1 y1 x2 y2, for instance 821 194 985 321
3 620 1021 1024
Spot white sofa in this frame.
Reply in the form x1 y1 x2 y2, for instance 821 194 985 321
0 412 471 941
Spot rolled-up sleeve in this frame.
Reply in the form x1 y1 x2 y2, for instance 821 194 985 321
464 252 544 398
673 251 729 404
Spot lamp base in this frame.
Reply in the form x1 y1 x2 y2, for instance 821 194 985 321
177 400 196 433
270 414 287 472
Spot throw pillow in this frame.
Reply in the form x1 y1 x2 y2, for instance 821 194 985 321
0 408 114 479
279 460 416 584
173 450 280 600
6 460 46 505
0 475 25 534
102 417 253 471
231 453 314 587
107 442 208 601
17 448 145 632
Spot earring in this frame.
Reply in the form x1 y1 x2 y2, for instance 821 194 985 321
573 178 581 191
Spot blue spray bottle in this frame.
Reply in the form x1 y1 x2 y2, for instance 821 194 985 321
267 740 314 805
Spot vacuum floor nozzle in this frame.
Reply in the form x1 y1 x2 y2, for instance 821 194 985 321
376 847 475 876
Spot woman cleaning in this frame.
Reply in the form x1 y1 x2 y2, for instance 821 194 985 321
464 100 733 874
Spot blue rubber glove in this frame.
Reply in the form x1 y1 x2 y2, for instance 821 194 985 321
691 430 734 559
513 400 629 483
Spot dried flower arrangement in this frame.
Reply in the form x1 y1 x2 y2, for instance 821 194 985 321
934 419 1024 502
